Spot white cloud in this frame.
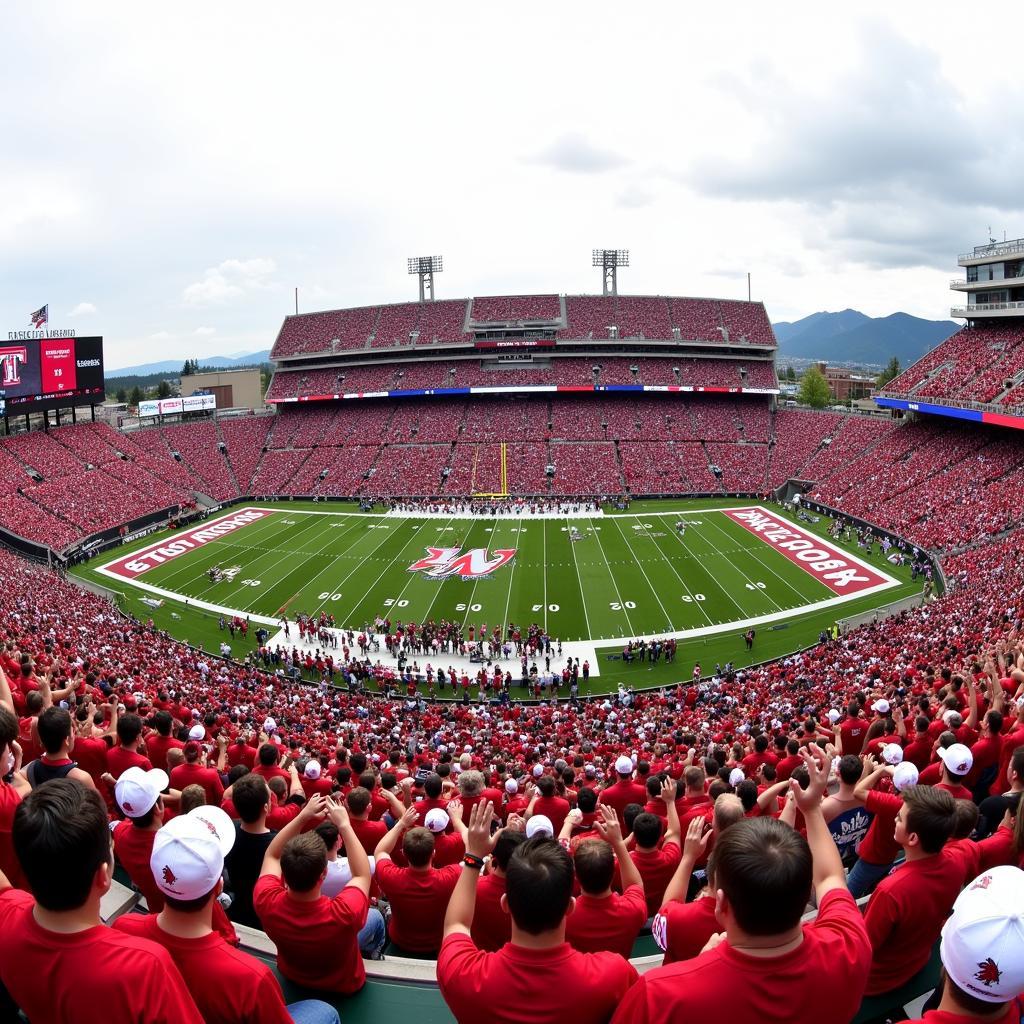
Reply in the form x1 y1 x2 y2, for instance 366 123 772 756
182 258 276 306
67 302 97 316
532 133 628 175
193 326 216 335
149 330 173 340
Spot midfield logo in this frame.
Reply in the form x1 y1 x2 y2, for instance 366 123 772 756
408 547 516 579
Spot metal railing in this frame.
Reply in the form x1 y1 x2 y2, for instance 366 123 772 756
951 301 1024 316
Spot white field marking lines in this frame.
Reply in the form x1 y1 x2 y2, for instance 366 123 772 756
348 516 456 625
501 518 524 635
586 517 635 636
206 513 370 614
627 517 715 628
542 519 549 633
660 516 748 619
701 513 814 608
608 516 674 631
317 517 428 623
561 519 592 641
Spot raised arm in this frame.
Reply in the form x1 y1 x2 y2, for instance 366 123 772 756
373 805 419 861
443 801 493 938
791 746 846 898
0 665 13 715
660 777 681 846
260 794 327 880
662 815 711 904
595 805 643 894
326 796 372 898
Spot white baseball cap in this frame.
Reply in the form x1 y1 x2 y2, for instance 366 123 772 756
871 699 891 714
892 762 920 791
614 755 633 775
150 805 235 901
827 709 842 724
525 814 553 839
424 808 450 833
263 717 277 733
940 866 1024 1003
115 766 169 818
304 761 322 780
728 768 746 787
504 779 519 795
938 743 974 777
532 764 544 778
881 743 904 766
188 724 205 742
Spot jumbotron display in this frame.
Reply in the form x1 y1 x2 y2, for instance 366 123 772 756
0 335 105 414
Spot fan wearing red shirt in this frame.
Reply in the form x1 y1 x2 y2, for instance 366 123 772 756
346 785 389 854
654 795 746 964
599 756 648 828
470 828 527 952
144 710 184 773
438 802 639 1024
254 793 372 995
227 734 258 770
375 804 461 955
106 712 153 779
628 776 682 915
839 703 868 755
253 742 291 785
529 774 571 834
0 704 30 891
566 805 647 958
169 738 225 806
612 746 872 1024
848 761 917 898
862 785 962 996
115 802 333 1023
0 779 203 1024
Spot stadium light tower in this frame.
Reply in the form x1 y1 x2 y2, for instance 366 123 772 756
592 249 629 297
408 255 443 302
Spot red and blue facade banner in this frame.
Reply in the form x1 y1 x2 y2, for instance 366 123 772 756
267 384 780 404
874 395 1024 431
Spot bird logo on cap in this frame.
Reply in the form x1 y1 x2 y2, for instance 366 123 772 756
970 874 992 891
162 865 178 888
122 800 134 813
974 958 1002 988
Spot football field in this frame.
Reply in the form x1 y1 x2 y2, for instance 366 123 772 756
77 498 920 693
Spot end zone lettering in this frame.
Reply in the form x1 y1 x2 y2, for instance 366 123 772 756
100 508 270 579
723 507 891 596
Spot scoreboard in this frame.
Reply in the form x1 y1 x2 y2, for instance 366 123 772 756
0 336 105 414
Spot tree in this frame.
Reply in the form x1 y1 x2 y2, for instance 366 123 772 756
181 361 191 376
798 366 831 409
156 380 172 398
129 386 143 408
876 356 901 389
786 366 797 382
115 388 128 404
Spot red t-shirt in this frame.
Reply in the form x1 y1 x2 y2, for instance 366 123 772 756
896 1001 1022 1024
0 782 27 891
375 859 461 953
630 841 681 915
169 762 224 805
112 822 165 911
532 795 571 834
145 734 184 774
566 883 647 959
863 853 968 995
611 888 870 1024
113 912 291 1024
348 816 388 856
253 875 368 993
0 887 203 1024
72 735 110 784
471 871 511 952
857 790 902 865
653 894 718 964
901 735 932 771
839 717 867 755
107 745 153 778
599 779 648 826
438 933 638 1024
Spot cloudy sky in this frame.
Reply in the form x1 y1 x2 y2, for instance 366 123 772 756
1 2 1021 369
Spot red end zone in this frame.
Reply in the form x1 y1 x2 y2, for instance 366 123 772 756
99 507 272 580
723 507 893 595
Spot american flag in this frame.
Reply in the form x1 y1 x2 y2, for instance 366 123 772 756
29 304 48 328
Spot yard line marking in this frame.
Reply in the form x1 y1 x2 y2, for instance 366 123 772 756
565 519 593 640
609 517 674 631
587 517 634 635
630 519 714 627
421 518 485 626
660 515 748 619
501 518 523 635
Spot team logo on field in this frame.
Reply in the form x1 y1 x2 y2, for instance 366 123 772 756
408 547 516 579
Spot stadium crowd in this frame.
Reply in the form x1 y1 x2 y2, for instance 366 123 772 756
0 478 1023 1022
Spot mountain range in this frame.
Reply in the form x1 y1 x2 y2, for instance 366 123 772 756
771 310 959 367
106 350 271 378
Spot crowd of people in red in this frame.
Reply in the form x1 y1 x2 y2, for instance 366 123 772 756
0 447 1023 1021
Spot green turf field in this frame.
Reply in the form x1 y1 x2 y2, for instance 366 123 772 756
72 498 923 696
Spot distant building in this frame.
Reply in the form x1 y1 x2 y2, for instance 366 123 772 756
180 368 264 410
950 237 1024 322
816 362 875 401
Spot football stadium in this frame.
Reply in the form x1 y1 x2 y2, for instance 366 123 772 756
1 10 1023 1024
